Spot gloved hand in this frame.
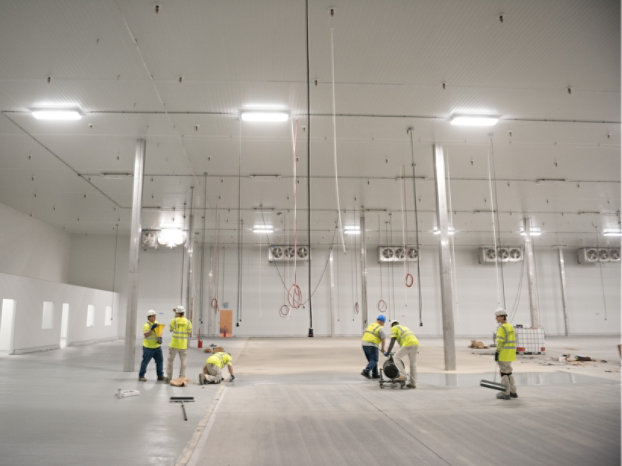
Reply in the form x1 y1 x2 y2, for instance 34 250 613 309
229 375 236 382
151 323 158 330
384 352 390 357
494 352 499 361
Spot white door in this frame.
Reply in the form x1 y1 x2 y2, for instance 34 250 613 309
0 299 16 353
60 303 69 349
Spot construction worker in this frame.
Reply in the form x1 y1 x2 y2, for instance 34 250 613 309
361 315 387 379
495 309 518 400
385 321 420 388
139 309 165 382
198 347 235 384
165 305 193 381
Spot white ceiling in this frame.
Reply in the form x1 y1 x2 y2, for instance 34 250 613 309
0 0 619 248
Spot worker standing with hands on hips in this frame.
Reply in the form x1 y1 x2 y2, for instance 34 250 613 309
139 309 165 382
361 315 387 379
495 309 518 400
165 305 192 382
198 347 235 384
385 321 420 389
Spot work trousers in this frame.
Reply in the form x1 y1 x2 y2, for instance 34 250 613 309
362 345 380 377
139 346 163 378
167 347 188 378
497 360 517 395
202 363 222 383
395 345 419 386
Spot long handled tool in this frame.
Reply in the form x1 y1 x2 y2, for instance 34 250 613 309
170 396 194 421
480 379 505 391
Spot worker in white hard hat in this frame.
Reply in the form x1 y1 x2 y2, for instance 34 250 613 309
198 346 235 385
494 309 518 400
385 320 420 389
165 305 193 382
138 309 165 382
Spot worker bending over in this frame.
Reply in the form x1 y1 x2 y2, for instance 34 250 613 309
385 321 420 389
494 309 518 400
165 305 192 382
199 347 235 384
361 315 387 379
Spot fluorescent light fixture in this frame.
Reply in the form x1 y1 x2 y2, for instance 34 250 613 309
450 114 498 127
32 109 82 121
240 111 289 123
432 226 456 236
344 225 360 235
157 228 187 248
252 224 274 234
602 229 622 237
520 227 542 237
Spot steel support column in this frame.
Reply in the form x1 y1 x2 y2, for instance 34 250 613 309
557 247 570 336
360 212 368 332
432 144 456 371
123 139 145 372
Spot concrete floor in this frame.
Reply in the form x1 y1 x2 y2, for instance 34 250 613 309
0 336 619 466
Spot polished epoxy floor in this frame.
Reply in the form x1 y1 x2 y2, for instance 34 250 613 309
0 336 619 465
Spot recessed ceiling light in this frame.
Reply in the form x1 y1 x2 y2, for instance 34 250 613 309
253 225 274 233
31 109 82 121
450 114 498 127
602 229 622 237
432 226 456 235
241 111 289 123
520 227 542 237
344 225 360 235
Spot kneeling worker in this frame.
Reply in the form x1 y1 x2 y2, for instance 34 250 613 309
199 347 235 385
385 321 420 389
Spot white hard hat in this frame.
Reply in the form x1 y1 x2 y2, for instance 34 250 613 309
173 305 185 313
495 308 507 317
146 309 157 317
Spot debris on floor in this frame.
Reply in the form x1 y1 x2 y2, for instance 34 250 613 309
170 377 190 387
116 388 140 399
469 340 488 349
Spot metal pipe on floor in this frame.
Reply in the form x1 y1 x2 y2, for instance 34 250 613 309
432 144 456 371
123 138 145 372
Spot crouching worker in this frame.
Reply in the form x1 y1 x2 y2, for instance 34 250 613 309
198 347 235 385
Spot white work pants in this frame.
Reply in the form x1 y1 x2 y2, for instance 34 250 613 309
497 361 517 395
202 363 222 383
167 347 188 378
395 345 419 386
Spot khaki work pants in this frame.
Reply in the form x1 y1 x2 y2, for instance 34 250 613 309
395 345 419 386
201 363 222 383
497 360 517 395
167 347 188 378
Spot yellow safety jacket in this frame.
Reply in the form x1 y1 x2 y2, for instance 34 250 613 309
390 325 420 347
143 320 161 349
496 322 516 362
361 323 383 346
206 352 232 369
169 317 192 350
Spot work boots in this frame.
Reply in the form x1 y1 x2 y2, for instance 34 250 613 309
496 392 511 400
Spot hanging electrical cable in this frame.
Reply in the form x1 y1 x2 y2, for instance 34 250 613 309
401 165 415 288
388 213 396 321
198 175 207 345
377 214 388 313
487 135 506 309
329 24 347 254
110 223 119 323
210 207 220 313
305 0 314 337
407 129 423 326
288 119 303 309
236 121 243 326
353 210 360 317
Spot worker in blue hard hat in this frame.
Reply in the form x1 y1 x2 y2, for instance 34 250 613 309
360 314 387 379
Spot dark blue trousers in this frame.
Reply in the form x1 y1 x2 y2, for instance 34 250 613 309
139 346 163 378
362 345 379 377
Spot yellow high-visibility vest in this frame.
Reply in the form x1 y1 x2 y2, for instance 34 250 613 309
361 323 383 346
496 323 516 362
142 321 161 349
391 325 420 347
206 352 232 368
169 317 192 349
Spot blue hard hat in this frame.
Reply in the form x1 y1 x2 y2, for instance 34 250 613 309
377 315 386 322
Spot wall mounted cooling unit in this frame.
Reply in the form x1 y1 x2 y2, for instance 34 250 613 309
577 247 620 264
378 246 419 263
268 245 310 262
479 246 523 264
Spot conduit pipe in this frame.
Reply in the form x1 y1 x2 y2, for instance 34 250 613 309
557 247 570 336
360 212 369 332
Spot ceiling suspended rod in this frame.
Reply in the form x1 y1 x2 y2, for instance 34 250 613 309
408 128 424 327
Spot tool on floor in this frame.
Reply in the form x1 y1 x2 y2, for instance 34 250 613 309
479 379 506 391
116 388 140 399
379 353 406 389
170 396 194 421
